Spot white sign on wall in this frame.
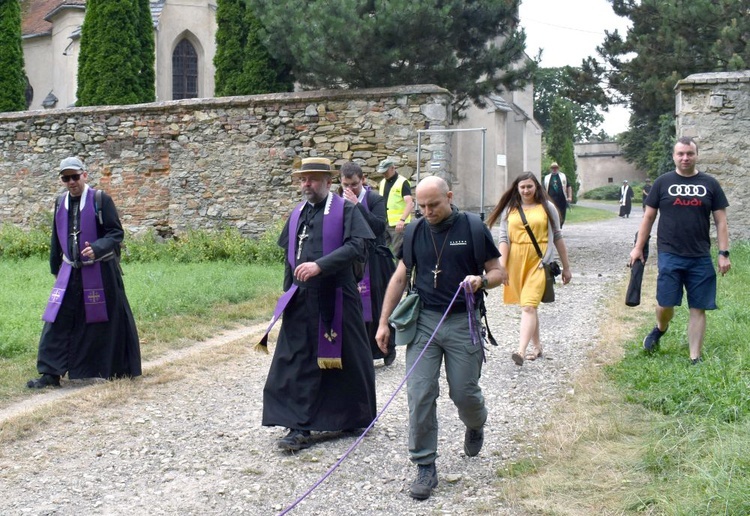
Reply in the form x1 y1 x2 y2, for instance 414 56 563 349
496 154 507 167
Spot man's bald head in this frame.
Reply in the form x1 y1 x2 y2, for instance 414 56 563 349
415 176 453 225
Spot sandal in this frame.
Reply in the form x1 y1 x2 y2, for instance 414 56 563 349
525 349 543 361
511 352 524 366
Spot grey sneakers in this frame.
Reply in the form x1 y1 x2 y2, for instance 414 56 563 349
410 463 438 500
464 426 484 457
643 326 667 352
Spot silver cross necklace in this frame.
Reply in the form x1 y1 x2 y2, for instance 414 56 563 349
429 226 453 288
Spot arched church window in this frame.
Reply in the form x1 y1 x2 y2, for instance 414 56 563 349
172 39 198 100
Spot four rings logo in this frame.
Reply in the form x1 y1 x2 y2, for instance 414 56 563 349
668 184 707 197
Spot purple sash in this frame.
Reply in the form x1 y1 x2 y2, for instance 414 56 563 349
42 188 108 324
357 189 372 322
257 194 345 369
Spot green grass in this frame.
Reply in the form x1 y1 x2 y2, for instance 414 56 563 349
0 259 283 403
606 241 750 513
565 205 618 224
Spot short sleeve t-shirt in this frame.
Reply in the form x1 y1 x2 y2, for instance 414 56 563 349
401 213 500 311
646 171 729 257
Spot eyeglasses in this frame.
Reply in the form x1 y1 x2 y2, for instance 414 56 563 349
61 174 81 183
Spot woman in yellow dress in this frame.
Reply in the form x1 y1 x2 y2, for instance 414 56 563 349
487 173 572 366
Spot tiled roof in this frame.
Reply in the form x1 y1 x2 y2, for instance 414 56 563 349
21 0 163 38
21 0 85 37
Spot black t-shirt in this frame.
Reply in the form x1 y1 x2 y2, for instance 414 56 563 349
646 171 729 257
400 213 500 311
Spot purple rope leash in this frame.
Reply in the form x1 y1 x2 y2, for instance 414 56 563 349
277 281 475 515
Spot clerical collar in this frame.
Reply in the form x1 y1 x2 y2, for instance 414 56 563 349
429 205 459 233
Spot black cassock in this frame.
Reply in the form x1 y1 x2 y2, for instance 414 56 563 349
356 189 396 359
37 191 141 380
262 196 377 431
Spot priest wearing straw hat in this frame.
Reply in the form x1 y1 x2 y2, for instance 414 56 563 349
259 157 377 452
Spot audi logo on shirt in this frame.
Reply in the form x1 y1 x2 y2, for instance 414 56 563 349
668 184 707 206
668 184 707 197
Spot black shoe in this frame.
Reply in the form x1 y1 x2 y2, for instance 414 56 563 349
643 326 667 352
383 348 397 366
464 426 484 457
410 463 438 500
277 429 312 451
26 374 61 389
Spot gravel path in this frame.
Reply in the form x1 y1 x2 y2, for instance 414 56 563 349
0 203 643 515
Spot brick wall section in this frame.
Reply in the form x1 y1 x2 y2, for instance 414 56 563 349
676 71 750 242
0 85 452 237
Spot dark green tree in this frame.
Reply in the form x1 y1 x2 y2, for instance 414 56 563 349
0 0 27 112
77 0 155 106
533 66 606 142
135 0 155 102
645 113 675 179
546 98 578 200
596 0 750 173
215 0 292 96
245 0 533 113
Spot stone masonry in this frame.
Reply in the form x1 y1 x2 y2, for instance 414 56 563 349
0 85 452 238
676 71 750 242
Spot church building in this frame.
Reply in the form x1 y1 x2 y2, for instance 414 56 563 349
21 0 217 110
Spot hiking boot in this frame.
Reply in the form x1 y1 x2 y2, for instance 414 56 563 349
26 374 61 389
464 426 484 457
410 463 438 500
277 429 312 452
383 348 397 367
643 326 667 352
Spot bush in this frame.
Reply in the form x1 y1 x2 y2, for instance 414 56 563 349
1 223 286 265
582 185 621 201
0 224 50 259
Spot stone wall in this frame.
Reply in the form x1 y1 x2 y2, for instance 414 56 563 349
676 71 750 242
0 85 452 237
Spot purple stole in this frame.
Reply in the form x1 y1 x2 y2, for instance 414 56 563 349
256 193 346 369
42 188 108 324
358 188 373 322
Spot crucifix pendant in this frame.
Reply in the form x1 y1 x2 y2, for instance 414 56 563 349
296 225 308 260
432 267 441 288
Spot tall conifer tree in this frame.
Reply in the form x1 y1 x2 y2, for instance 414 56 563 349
215 0 291 96
0 0 27 112
547 99 578 200
77 0 155 106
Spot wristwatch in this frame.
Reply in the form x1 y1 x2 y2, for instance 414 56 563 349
718 250 730 258
481 275 489 289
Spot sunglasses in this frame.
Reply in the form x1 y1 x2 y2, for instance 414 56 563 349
61 174 82 183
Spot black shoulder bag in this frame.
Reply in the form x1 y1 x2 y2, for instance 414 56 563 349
517 205 561 303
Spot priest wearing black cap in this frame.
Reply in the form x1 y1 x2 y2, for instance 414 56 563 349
28 156 141 388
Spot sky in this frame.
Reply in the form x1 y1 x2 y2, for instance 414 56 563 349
518 0 632 136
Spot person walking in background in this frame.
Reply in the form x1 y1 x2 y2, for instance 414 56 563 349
487 172 572 366
260 157 377 452
543 162 572 227
339 161 397 366
641 178 652 213
377 158 414 255
376 176 507 501
619 179 634 218
28 157 141 388
630 137 730 365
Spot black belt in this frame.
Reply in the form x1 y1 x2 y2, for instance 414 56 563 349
422 303 468 314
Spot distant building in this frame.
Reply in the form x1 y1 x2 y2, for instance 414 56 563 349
21 0 217 110
574 141 646 194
